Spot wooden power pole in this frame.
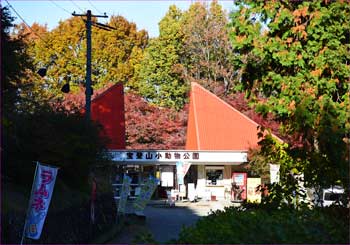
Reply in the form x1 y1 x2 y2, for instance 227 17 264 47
72 10 108 121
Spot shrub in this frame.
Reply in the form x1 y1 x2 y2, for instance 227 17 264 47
3 106 110 191
175 206 349 244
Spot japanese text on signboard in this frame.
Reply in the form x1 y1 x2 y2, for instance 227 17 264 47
25 163 58 240
124 152 200 161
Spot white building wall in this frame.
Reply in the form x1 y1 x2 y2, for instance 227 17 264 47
196 165 232 200
196 165 206 198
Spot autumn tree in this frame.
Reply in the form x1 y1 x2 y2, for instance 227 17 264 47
125 92 187 149
1 7 47 113
12 21 48 43
2 9 109 189
9 21 55 110
29 16 87 98
28 15 148 99
181 1 235 95
93 15 148 89
229 1 350 189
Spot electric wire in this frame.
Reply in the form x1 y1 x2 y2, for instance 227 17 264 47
4 0 79 75
70 0 84 13
49 0 72 15
4 0 45 41
92 21 117 31
87 0 104 15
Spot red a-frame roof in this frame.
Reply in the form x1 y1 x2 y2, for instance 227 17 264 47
61 83 126 149
186 82 277 151
91 83 126 150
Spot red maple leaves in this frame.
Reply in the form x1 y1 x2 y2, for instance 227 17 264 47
125 92 187 149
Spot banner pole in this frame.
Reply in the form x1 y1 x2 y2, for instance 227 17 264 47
20 161 39 245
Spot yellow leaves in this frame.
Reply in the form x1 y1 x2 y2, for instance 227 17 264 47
319 46 328 54
236 35 247 43
291 25 308 40
293 6 308 24
262 29 269 37
310 69 322 77
240 7 247 15
277 50 288 56
309 10 321 27
264 0 279 12
281 83 288 91
291 6 309 40
343 137 350 144
288 100 296 111
306 87 315 95
285 37 295 48
253 38 265 50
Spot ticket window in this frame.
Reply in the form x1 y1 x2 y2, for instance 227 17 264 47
206 166 224 186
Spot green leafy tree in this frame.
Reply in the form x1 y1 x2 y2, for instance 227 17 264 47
136 2 234 109
136 5 188 110
229 1 350 189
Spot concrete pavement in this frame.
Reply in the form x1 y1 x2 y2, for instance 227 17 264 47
108 199 236 244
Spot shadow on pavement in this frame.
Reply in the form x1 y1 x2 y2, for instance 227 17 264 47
108 199 235 244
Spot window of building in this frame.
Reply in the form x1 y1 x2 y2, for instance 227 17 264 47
206 166 224 186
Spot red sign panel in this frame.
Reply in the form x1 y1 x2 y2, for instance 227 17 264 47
232 172 247 201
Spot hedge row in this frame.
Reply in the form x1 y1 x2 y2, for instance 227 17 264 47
175 206 349 244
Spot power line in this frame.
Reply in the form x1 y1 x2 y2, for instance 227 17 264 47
70 0 84 13
50 1 86 33
92 21 117 31
4 0 45 41
50 0 72 15
4 0 61 79
87 0 104 16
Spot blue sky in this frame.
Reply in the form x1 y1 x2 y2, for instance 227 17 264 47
5 0 237 37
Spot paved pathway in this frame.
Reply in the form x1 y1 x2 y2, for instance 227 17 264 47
108 200 234 244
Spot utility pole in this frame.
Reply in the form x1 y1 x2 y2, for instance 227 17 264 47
72 10 108 121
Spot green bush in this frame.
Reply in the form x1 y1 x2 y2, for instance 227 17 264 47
3 106 110 191
175 206 349 244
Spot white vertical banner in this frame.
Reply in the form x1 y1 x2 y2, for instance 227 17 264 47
117 174 132 214
269 164 280 184
23 162 59 240
176 162 191 186
176 162 184 185
183 162 191 177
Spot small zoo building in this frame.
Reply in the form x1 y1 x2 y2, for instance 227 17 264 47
91 82 275 201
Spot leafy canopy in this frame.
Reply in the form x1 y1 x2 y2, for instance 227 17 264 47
27 15 148 99
229 0 350 189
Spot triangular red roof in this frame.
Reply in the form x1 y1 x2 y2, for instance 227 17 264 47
91 83 126 150
186 82 278 151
